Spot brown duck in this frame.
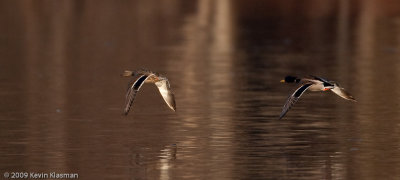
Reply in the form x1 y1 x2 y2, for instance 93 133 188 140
122 69 176 115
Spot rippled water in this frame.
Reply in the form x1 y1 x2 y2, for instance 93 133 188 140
1 1 400 179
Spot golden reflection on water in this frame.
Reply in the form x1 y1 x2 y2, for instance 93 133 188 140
165 0 235 178
352 0 400 178
158 145 177 180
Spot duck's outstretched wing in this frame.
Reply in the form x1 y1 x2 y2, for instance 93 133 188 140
279 83 312 119
309 75 334 86
330 84 356 102
309 75 329 83
155 79 176 111
124 74 152 115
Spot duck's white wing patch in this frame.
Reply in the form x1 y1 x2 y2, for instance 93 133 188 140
155 79 176 111
279 83 312 119
330 84 356 102
124 74 152 115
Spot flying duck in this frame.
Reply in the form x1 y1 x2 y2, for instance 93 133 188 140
279 75 356 119
122 69 176 115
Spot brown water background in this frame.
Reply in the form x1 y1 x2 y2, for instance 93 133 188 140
1 0 400 179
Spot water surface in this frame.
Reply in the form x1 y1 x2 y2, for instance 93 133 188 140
1 1 400 179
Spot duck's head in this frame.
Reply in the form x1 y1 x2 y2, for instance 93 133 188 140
280 76 300 83
122 70 134 77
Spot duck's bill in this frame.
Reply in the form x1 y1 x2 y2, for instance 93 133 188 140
280 80 285 83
